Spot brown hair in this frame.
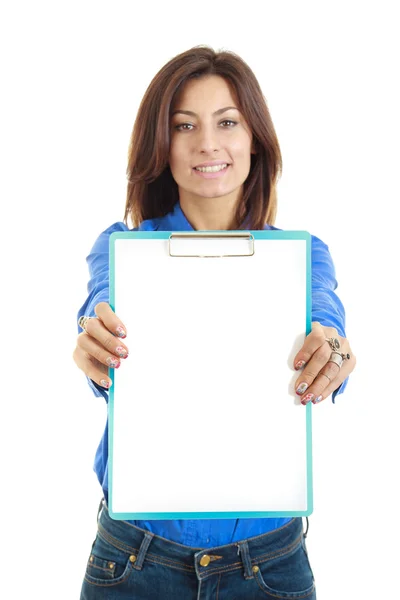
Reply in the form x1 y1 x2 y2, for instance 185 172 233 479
124 45 282 230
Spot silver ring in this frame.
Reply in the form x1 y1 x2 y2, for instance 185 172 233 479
325 337 341 351
78 315 93 332
327 351 343 368
319 373 332 382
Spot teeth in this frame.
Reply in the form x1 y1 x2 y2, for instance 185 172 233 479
195 164 228 173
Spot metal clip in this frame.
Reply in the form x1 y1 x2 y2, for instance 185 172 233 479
168 232 255 258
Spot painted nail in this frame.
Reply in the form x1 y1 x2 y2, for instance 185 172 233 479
115 326 126 338
100 379 111 388
296 382 308 395
115 346 128 358
313 395 323 404
106 357 121 368
301 393 314 405
295 360 306 370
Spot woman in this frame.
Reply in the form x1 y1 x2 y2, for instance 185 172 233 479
74 45 356 599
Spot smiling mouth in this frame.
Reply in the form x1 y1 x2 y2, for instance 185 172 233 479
192 164 230 178
193 163 230 172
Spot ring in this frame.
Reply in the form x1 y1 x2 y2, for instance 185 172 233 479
326 337 351 362
78 315 94 332
325 337 341 351
320 373 332 382
327 351 344 368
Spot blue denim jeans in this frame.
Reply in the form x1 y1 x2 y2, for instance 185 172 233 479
80 499 316 599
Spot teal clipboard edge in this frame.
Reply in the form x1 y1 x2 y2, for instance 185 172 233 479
108 230 313 520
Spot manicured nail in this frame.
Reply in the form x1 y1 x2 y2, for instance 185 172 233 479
106 357 121 368
313 395 323 404
296 382 308 395
116 326 126 338
295 360 306 370
301 393 314 405
100 379 111 388
115 346 128 358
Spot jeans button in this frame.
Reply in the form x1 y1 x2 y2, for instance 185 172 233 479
200 554 211 567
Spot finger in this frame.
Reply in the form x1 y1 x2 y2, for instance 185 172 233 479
83 316 129 359
301 349 356 405
300 362 341 405
95 302 128 339
294 342 332 396
309 351 357 404
77 332 125 368
293 322 329 370
72 345 112 389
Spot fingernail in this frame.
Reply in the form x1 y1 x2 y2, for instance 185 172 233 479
115 346 128 358
100 379 111 388
295 360 306 370
313 395 323 404
106 357 121 368
116 326 126 338
301 393 314 405
296 382 308 395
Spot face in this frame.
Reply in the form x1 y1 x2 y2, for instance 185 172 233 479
169 75 255 207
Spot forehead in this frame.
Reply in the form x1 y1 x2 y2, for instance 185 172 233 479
172 75 238 109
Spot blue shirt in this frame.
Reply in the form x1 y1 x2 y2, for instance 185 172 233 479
77 201 348 548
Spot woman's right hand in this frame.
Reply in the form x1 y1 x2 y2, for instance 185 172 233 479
72 302 129 389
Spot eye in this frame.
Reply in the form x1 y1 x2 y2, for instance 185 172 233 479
174 120 238 132
174 123 194 131
220 119 237 128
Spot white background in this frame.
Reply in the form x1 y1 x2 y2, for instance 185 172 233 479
1 1 398 598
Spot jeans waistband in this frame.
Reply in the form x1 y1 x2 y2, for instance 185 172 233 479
96 498 305 580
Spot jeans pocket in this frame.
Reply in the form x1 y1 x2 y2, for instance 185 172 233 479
252 538 316 599
83 533 134 588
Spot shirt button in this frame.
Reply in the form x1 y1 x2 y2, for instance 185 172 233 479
200 554 211 567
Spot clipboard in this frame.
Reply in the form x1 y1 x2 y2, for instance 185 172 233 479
108 230 312 520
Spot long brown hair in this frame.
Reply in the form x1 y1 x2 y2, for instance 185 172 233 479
124 46 282 230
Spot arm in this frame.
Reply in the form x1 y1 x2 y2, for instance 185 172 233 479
77 221 133 401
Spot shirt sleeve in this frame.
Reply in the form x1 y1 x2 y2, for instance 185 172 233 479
77 222 133 402
311 234 349 403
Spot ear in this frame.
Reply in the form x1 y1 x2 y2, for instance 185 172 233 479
251 139 257 154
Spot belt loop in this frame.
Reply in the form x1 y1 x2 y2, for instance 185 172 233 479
237 541 254 580
134 532 154 570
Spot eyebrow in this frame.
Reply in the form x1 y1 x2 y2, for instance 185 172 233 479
171 106 239 117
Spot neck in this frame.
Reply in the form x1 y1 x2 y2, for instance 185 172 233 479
179 196 240 231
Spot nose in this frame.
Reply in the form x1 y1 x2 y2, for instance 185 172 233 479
196 124 221 153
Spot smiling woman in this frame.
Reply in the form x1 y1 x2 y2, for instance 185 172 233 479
123 46 282 232
168 77 255 230
75 45 356 600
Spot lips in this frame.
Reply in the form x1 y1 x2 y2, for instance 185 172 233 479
192 164 230 179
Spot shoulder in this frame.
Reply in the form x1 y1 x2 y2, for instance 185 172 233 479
90 218 160 254
101 217 161 234
90 222 134 255
268 224 329 250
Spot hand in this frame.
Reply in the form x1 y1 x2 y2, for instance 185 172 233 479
72 302 129 389
293 322 356 405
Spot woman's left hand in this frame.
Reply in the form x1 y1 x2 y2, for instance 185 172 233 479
293 322 356 405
